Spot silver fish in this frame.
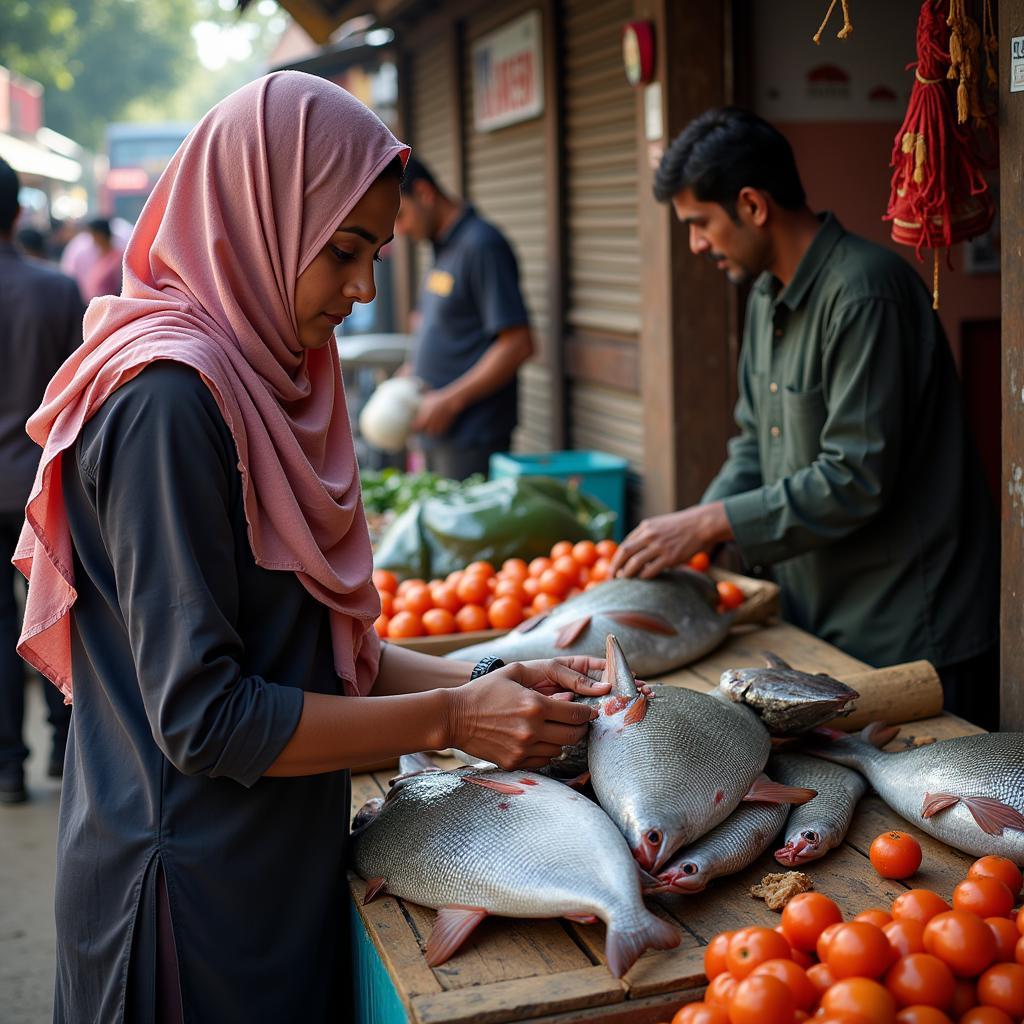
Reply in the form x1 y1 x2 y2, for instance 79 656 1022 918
806 723 1024 860
770 752 867 866
719 653 859 735
447 569 732 676
350 763 680 978
587 636 814 872
653 780 802 894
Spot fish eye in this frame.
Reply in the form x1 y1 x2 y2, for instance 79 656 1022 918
801 830 820 843
646 829 662 846
682 862 699 876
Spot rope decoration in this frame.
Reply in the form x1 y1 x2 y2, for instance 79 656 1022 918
813 0 853 44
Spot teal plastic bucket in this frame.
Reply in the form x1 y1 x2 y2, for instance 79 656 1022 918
489 450 628 540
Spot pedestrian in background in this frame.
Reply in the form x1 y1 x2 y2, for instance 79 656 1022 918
0 157 82 804
395 157 534 479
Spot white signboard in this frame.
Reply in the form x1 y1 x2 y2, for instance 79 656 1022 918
471 11 544 132
1012 36 1024 93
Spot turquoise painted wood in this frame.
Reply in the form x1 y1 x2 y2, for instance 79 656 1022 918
350 893 410 1024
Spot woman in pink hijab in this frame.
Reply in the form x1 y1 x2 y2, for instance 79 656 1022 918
15 73 607 1023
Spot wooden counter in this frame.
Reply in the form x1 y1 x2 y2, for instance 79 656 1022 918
348 621 982 1024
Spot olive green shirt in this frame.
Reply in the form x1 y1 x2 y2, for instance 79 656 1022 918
703 214 998 669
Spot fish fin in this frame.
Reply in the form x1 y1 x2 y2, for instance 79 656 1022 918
861 721 901 748
623 694 649 726
563 770 591 789
425 906 489 967
743 775 817 805
921 792 962 818
956 796 1024 836
516 610 550 634
555 615 592 649
603 634 639 698
606 610 678 636
810 725 848 742
762 651 792 670
604 912 681 978
462 775 525 795
397 751 439 776
362 877 388 905
565 913 599 925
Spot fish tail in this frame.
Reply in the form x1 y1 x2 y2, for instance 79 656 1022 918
604 911 681 978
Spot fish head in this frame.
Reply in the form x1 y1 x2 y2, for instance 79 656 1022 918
775 827 823 866
656 857 708 894
718 668 754 703
719 667 860 735
629 824 673 872
351 797 384 834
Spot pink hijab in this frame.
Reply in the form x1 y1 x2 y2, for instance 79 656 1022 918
14 71 409 701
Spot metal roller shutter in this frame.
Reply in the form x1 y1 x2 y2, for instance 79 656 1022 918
463 5 552 454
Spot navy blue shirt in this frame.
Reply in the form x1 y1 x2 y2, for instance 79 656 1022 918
413 206 529 447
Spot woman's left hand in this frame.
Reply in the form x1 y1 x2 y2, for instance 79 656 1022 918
515 656 653 699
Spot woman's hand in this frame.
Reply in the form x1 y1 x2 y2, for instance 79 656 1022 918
443 658 611 770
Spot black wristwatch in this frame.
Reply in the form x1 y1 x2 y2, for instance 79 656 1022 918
469 656 505 680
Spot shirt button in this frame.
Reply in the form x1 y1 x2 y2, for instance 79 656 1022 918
769 382 779 393
770 425 781 439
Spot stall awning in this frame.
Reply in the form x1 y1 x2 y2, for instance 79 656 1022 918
0 131 81 183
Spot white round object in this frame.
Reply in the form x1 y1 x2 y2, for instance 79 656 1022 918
359 376 422 452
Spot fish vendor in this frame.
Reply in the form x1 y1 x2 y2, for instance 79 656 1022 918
610 108 999 730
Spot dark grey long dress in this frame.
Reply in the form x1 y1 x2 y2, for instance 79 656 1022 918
55 361 355 1022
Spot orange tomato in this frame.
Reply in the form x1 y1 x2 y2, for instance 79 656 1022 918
891 889 951 925
500 558 529 582
716 580 745 610
396 577 424 595
826 921 896 980
576 565 592 587
670 1003 729 1024
528 556 552 578
895 1007 953 1024
487 596 524 630
387 610 423 639
552 554 579 579
522 576 541 598
429 583 461 614
856 908 895 928
750 958 817 1011
726 926 791 980
373 613 389 637
379 591 395 617
590 556 611 581
1015 935 1024 965
781 891 844 953
970 857 1023 900
885 919 927 958
595 538 618 559
884 953 955 1009
493 578 528 604
959 1008 1014 1024
538 568 572 597
371 568 398 594
532 592 562 613
550 540 574 559
952 878 1015 920
704 971 738 1010
456 573 489 606
703 931 733 980
976 963 1024 1018
816 921 846 963
870 830 923 880
454 604 489 633
571 540 598 567
421 608 457 636
687 551 711 572
465 561 495 578
445 569 464 588
788 945 815 970
806 961 837 998
401 583 434 617
727 974 796 1024
821 977 897 1024
950 978 979 1017
923 910 997 978
584 579 602 591
986 917 1020 963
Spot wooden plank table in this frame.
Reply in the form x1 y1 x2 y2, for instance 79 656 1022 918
348 620 982 1024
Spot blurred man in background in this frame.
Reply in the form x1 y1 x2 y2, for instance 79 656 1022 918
0 158 83 803
395 157 533 479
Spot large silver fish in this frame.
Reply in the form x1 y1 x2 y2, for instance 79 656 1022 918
587 637 813 872
806 723 1024 860
719 653 859 735
653 775 813 894
350 761 680 978
770 752 868 866
447 569 732 676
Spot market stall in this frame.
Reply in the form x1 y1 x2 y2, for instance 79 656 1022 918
347 616 979 1024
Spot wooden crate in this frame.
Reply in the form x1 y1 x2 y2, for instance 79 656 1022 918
348 625 979 1024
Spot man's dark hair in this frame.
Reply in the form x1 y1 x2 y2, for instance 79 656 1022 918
653 107 806 215
87 216 112 241
399 156 441 196
0 158 20 235
378 154 406 186
17 226 46 257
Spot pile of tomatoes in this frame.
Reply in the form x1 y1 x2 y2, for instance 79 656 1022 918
663 854 1024 1024
371 538 621 640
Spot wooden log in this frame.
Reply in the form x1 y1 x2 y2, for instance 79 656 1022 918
828 661 944 731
